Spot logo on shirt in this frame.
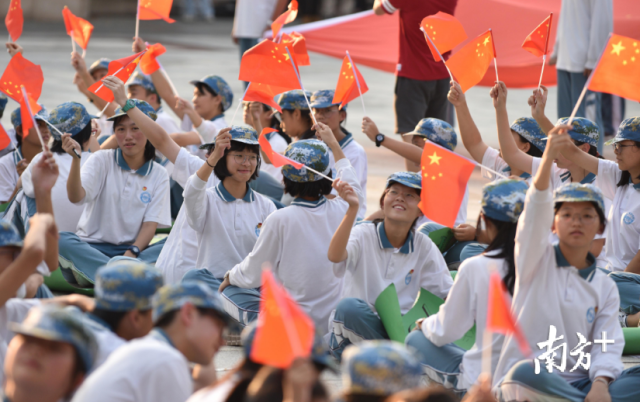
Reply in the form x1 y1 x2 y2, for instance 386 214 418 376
623 212 635 225
140 189 152 204
255 223 263 237
586 307 596 324
405 269 414 285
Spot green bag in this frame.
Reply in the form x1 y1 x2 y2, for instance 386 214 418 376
622 327 640 355
427 227 457 253
44 269 94 296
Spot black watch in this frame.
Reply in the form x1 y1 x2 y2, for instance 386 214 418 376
375 133 385 147
128 245 140 257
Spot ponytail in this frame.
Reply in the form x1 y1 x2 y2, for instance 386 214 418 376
478 214 519 295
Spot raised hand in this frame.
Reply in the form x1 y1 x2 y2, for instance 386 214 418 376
61 133 82 158
333 178 359 209
528 85 548 121
361 117 379 142
102 76 128 107
31 148 59 195
448 80 466 107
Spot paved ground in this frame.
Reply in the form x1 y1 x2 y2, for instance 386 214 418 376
9 17 640 394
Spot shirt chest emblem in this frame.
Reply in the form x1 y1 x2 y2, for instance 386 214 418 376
140 186 151 204
405 269 414 285
586 306 597 324
255 223 263 237
623 212 635 225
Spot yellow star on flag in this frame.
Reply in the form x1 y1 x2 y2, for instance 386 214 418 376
428 152 442 165
483 36 490 46
611 41 625 56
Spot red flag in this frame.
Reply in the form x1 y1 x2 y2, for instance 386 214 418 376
0 124 11 151
5 0 22 43
88 51 145 102
62 6 94 50
0 53 44 102
588 34 640 103
418 142 475 228
259 128 304 168
239 40 301 90
251 270 314 368
138 0 175 23
140 43 167 75
272 0 298 39
332 55 368 109
447 30 496 93
487 270 531 356
19 90 41 138
420 12 467 62
280 32 310 66
245 83 289 113
522 14 553 58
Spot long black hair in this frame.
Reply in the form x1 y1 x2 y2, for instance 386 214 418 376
50 123 92 154
616 141 640 187
283 171 333 198
517 135 544 158
478 214 519 295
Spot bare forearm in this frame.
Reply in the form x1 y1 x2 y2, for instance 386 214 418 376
171 131 203 147
497 106 532 173
382 136 422 164
128 107 180 163
100 135 118 150
34 192 58 271
327 140 345 162
188 109 204 129
534 114 555 135
0 240 44 306
67 158 86 203
80 71 95 87
534 153 553 191
456 102 488 162
561 144 599 175
151 69 183 118
625 251 640 274
134 222 158 251
328 206 357 263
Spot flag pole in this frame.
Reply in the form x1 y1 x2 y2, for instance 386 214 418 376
92 51 146 94
96 102 111 118
135 0 140 39
43 120 81 158
421 28 455 82
20 86 46 150
303 165 334 182
428 140 509 179
285 46 318 126
230 83 251 126
70 30 76 54
346 50 366 116
537 55 546 93
494 58 499 83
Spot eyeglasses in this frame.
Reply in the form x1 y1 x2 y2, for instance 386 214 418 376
231 154 258 164
613 143 637 151
558 212 597 224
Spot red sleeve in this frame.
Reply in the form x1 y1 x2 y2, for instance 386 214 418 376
381 0 402 14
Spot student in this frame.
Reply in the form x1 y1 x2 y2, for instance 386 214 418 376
277 90 315 142
83 260 164 369
494 125 640 401
2 304 98 402
71 54 118 123
447 81 545 182
71 281 234 402
127 72 180 136
58 94 171 288
219 123 364 333
405 179 528 395
20 102 95 233
181 126 276 324
311 89 368 218
0 106 50 204
0 93 16 158
244 101 289 182
327 172 452 360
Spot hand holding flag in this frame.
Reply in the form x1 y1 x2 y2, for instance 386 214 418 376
332 52 368 112
522 13 553 92
140 43 167 74
5 0 23 42
272 0 298 40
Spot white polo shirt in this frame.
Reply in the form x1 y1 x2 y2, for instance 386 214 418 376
493 186 624 386
261 131 287 183
338 133 368 218
422 252 509 391
74 149 171 244
596 159 640 271
335 221 451 313
184 174 276 279
229 158 363 334
21 151 90 233
181 114 228 145
481 147 532 183
155 108 182 176
156 148 220 284
0 148 22 202
83 313 127 371
0 298 40 386
72 330 191 402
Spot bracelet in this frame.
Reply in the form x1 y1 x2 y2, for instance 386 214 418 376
593 377 611 387
206 159 215 168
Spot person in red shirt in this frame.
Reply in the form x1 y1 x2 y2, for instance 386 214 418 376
373 0 458 172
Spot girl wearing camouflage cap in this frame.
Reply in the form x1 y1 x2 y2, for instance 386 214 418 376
243 101 289 183
495 126 640 402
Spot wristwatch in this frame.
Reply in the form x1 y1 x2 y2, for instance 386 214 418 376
128 245 140 257
122 99 136 113
375 133 385 147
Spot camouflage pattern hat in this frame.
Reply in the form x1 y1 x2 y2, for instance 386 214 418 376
88 58 110 75
190 75 233 111
199 125 259 150
108 99 157 122
48 102 91 139
0 92 7 112
94 260 164 312
10 304 98 372
386 172 421 190
11 105 49 130
403 118 457 151
278 90 312 110
0 219 23 248
309 89 347 110
127 71 157 94
605 117 640 145
482 179 528 223
152 281 234 325
553 183 605 214
557 117 600 147
281 139 331 182
342 341 422 396
510 117 546 152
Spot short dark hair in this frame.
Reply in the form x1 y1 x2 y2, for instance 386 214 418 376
154 307 226 329
283 172 333 198
113 115 156 162
51 123 92 154
282 109 314 134
90 308 129 332
554 201 607 229
196 83 223 116
212 141 261 182
516 134 544 158
574 139 603 159
616 141 640 187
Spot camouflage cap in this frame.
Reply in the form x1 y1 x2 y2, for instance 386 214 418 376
605 117 640 145
281 139 331 182
152 281 234 325
108 99 157 122
11 105 49 130
127 71 157 94
88 58 110 75
309 89 347 110
198 125 259 150
48 102 91 139
190 75 233 111
482 179 528 223
278 90 312 111
510 117 546 152
94 260 164 312
386 171 421 190
553 182 605 214
557 117 600 147
403 118 457 151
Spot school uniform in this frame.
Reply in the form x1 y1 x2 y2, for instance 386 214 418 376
227 158 363 333
82 312 127 370
154 107 181 176
494 186 640 402
0 148 23 202
0 299 40 386
71 329 192 402
181 114 228 148
330 221 452 359
481 147 532 183
261 130 288 182
327 130 368 219
58 149 171 287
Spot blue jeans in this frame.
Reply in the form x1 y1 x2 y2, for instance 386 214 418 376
183 0 213 19
609 272 640 315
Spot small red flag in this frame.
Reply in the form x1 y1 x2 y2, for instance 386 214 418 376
245 83 289 113
487 271 531 356
0 124 11 151
522 14 553 58
140 43 167 75
251 270 314 368
588 34 640 103
420 12 467 62
138 0 175 23
239 40 301 91
62 6 94 50
447 30 496 93
332 55 368 109
280 32 310 66
0 53 44 102
418 142 475 228
88 51 146 102
259 128 304 168
272 0 298 39
19 90 41 138
5 0 22 43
